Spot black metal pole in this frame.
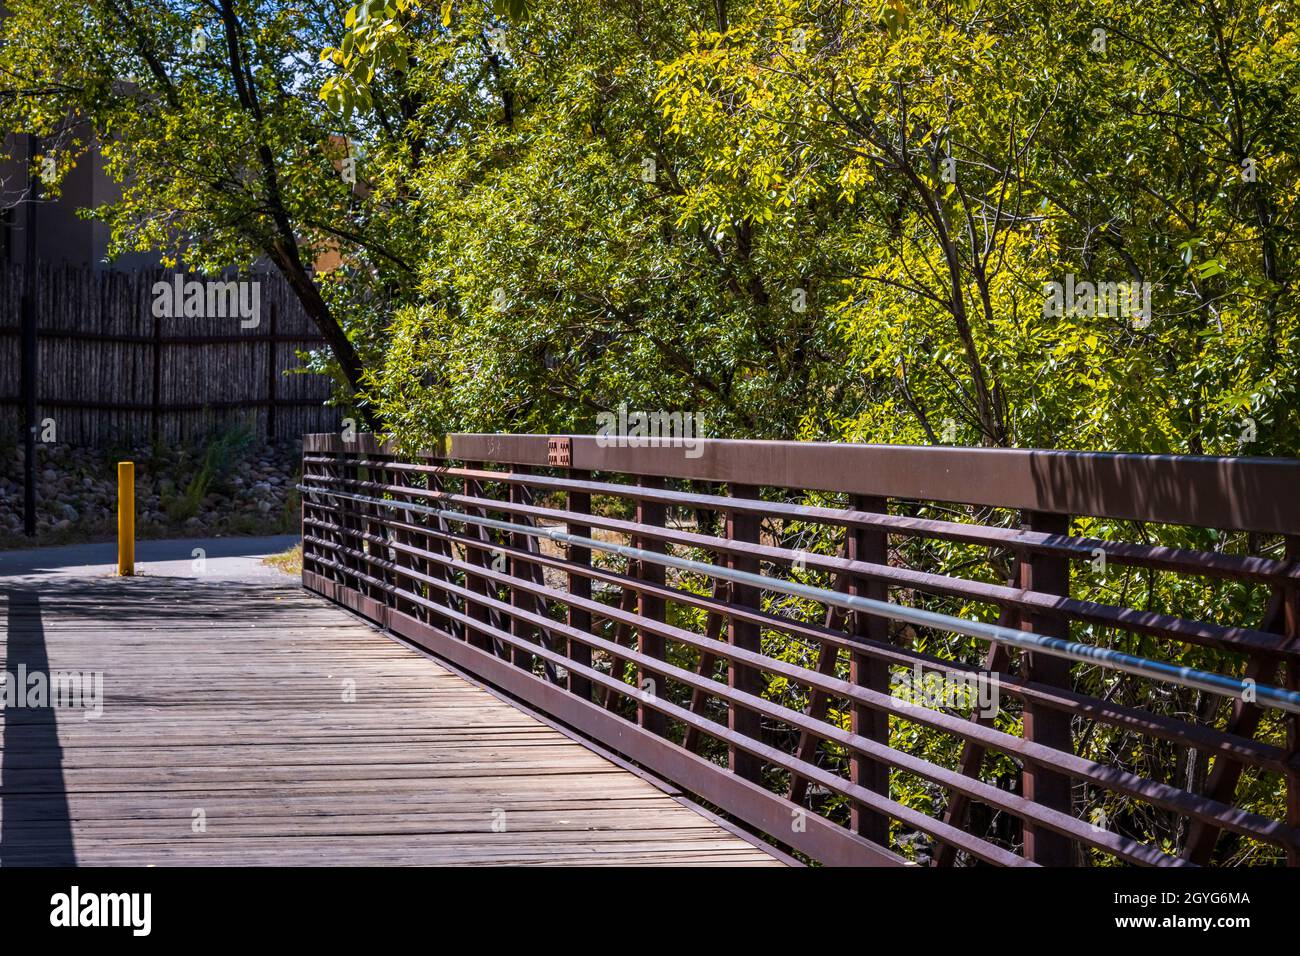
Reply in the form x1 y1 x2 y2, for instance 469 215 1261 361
21 133 40 537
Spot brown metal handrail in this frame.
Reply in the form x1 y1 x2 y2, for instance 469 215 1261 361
300 433 1300 867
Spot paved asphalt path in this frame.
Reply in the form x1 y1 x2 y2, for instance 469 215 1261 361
0 535 299 584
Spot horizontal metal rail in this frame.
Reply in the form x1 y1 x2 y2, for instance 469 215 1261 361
304 432 1300 532
298 484 1300 716
304 509 1289 773
302 454 1300 585
300 519 1292 854
305 469 1294 657
303 535 1199 865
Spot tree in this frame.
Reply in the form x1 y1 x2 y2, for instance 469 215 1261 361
330 0 1298 457
0 0 428 420
658 0 1299 452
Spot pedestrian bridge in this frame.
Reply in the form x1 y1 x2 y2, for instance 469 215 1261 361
296 433 1300 867
0 542 780 866
2 432 1298 868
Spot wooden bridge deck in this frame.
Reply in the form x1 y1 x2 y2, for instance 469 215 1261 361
0 562 781 866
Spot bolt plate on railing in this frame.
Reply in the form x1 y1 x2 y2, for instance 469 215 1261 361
547 437 571 467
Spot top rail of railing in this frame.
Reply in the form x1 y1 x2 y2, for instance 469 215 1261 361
303 433 1300 534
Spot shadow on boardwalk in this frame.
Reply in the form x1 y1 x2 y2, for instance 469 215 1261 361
2 588 76 865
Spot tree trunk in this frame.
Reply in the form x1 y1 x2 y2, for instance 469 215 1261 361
266 239 376 430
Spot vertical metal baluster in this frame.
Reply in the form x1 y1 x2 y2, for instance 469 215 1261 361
567 469 593 700
849 494 891 848
727 484 763 782
636 477 667 736
1019 510 1074 865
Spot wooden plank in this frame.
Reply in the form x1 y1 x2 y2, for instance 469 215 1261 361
0 577 782 867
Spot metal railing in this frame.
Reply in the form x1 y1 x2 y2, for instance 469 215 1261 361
300 433 1300 867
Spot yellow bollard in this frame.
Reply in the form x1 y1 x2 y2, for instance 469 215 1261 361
118 461 134 576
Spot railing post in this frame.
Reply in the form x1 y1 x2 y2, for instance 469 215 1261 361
932 560 1020 867
359 456 384 608
421 466 459 638
299 447 308 576
1286 562 1299 867
300 445 327 583
848 495 890 846
387 460 422 624
376 458 399 623
510 468 539 672
462 462 497 654
636 477 668 736
1019 510 1074 865
1182 534 1299 864
328 449 350 589
727 484 763 782
338 449 364 594
1285 543 1300 867
567 469 593 701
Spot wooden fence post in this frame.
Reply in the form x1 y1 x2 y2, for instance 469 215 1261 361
266 300 278 440
150 308 162 442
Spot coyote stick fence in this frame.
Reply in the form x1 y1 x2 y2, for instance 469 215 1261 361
0 264 337 445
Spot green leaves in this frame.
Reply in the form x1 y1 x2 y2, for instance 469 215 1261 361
492 0 531 21
5 0 1295 457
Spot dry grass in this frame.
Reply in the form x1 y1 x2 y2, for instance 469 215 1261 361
262 541 302 575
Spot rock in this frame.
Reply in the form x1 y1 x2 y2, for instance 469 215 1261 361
4 437 302 544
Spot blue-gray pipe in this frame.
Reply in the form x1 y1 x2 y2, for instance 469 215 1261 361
299 485 1300 715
